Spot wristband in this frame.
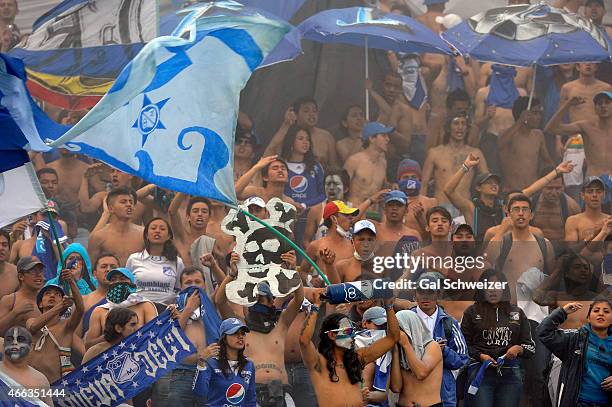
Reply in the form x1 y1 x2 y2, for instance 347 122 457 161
310 305 320 313
461 164 469 173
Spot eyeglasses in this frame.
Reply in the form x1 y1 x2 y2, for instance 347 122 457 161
510 207 531 213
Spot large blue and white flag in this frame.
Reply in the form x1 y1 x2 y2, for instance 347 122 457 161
0 53 69 151
47 1 292 204
0 367 49 406
0 149 46 228
51 310 195 407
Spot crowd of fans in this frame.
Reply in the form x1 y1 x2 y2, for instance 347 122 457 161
0 0 611 406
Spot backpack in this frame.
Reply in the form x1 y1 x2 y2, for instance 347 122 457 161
496 232 549 275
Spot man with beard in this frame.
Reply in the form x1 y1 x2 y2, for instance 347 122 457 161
546 92 612 177
84 267 157 348
565 177 610 252
87 187 145 266
421 115 488 210
498 97 554 191
299 292 399 407
0 230 17 297
396 159 438 240
0 257 44 336
26 271 83 383
302 201 358 286
345 123 392 206
216 270 305 406
337 220 378 282
0 326 54 406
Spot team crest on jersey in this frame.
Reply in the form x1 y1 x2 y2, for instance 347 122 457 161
107 352 140 383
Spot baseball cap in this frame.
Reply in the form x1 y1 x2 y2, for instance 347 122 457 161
475 173 501 186
582 176 606 190
353 220 377 235
38 200 59 215
36 283 65 307
362 306 387 325
16 256 43 273
384 190 408 205
107 267 136 284
435 13 462 30
220 318 250 336
244 196 266 208
585 0 604 7
255 281 274 298
452 223 474 236
323 200 359 219
397 159 421 180
593 91 612 103
362 122 394 141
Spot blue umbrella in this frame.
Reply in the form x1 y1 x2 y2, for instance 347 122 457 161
442 3 611 67
262 7 452 118
441 2 611 107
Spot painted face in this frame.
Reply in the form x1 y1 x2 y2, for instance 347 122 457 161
325 175 344 200
4 326 32 361
333 318 356 349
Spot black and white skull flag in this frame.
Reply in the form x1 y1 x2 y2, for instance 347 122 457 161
221 198 301 305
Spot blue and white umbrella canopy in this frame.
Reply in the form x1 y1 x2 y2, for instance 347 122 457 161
442 2 611 67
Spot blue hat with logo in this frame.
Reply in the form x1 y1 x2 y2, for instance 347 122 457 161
220 318 250 336
36 283 65 308
362 122 394 141
384 190 408 205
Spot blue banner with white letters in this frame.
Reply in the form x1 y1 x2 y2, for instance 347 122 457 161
51 311 195 407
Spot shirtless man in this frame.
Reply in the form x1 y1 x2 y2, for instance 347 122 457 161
204 199 234 260
299 293 399 407
85 267 157 348
0 230 18 298
0 326 54 406
558 63 611 124
336 105 366 164
531 176 581 244
26 272 83 383
344 122 391 205
409 207 454 278
168 193 213 266
79 254 119 338
396 159 438 240
82 307 139 363
0 0 18 34
421 114 488 207
565 177 610 252
216 272 305 406
499 97 553 191
474 81 527 177
47 149 89 207
416 0 448 33
302 200 358 285
235 155 302 209
0 257 43 335
545 92 611 176
486 195 555 304
265 98 338 169
337 220 378 282
375 190 422 242
87 187 145 265
428 89 479 148
234 124 259 182
391 311 443 407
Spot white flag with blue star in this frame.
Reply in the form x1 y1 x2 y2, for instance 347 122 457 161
47 1 292 205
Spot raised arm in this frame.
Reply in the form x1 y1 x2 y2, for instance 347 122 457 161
397 330 442 380
442 153 478 217
168 192 188 241
263 107 296 157
298 289 325 370
366 79 392 119
235 155 279 200
359 303 400 365
213 252 240 319
522 161 574 197
66 272 84 331
280 280 304 329
544 97 586 136
420 151 435 197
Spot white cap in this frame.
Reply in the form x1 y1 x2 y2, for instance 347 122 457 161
244 196 266 208
435 14 462 30
353 220 377 235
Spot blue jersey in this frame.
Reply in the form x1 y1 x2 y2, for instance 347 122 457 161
285 161 325 207
193 358 256 406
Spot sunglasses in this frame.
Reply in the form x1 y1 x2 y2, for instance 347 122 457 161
325 326 360 337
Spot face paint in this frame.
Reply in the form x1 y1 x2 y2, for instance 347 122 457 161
107 282 136 304
4 326 32 361
333 318 355 349
325 175 344 200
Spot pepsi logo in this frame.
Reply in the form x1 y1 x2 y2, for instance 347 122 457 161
290 175 308 193
226 382 245 404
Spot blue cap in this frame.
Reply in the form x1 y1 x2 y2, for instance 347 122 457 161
36 283 65 307
593 91 612 103
255 281 274 298
582 176 606 191
362 122 394 141
384 190 408 205
362 306 387 325
424 0 448 5
220 318 250 336
107 267 136 284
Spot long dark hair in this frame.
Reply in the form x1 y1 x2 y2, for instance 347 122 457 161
143 217 178 262
443 113 471 145
318 313 363 384
280 124 316 173
104 307 137 342
474 269 513 329
218 334 249 378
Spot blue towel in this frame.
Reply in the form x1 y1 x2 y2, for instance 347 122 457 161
177 286 222 345
468 355 506 395
447 58 465 93
486 65 520 109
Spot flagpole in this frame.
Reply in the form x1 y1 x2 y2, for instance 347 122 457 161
239 209 331 286
46 210 69 294
365 35 370 121
527 63 536 110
